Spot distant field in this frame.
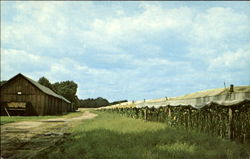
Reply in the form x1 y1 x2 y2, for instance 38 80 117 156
37 110 250 159
0 110 83 125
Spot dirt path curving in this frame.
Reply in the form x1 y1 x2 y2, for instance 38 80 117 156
0 110 97 159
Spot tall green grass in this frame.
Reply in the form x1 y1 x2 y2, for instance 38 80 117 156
38 111 249 159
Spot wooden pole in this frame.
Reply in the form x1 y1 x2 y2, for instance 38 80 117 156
243 134 246 144
228 108 233 139
4 106 10 117
168 108 171 117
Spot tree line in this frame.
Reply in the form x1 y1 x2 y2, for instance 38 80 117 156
79 98 128 108
37 77 127 108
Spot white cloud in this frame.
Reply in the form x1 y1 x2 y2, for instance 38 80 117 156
76 3 250 65
83 5 249 45
1 48 107 80
1 2 250 101
1 49 50 67
84 5 193 43
209 48 250 70
3 2 249 58
187 7 250 43
2 2 69 51
1 49 53 80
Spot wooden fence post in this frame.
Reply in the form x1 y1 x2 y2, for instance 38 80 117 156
228 108 233 139
168 108 171 117
144 108 147 121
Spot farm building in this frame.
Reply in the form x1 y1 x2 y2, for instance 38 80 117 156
0 73 72 116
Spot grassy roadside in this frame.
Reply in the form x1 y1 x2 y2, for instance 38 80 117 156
38 110 249 159
0 110 84 125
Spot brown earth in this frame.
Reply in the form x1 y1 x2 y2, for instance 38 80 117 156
0 110 97 159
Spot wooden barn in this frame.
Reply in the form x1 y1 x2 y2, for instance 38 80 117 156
0 73 72 116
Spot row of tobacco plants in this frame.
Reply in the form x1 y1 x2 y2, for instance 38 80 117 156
100 101 250 144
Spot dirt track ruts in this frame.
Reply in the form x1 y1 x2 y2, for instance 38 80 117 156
0 110 97 159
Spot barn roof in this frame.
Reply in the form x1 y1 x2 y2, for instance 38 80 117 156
2 73 71 103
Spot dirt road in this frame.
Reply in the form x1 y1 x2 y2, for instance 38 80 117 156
0 110 97 159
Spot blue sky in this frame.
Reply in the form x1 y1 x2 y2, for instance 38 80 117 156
1 1 250 102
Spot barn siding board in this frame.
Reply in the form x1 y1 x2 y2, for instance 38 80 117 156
65 103 68 113
60 100 63 113
47 96 51 115
56 98 58 114
53 97 56 114
40 95 45 115
61 100 64 113
44 95 48 115
58 100 61 114
47 95 50 114
55 98 58 114
46 95 49 115
35 95 38 113
63 102 65 113
50 96 53 115
37 95 43 115
63 101 66 113
51 97 54 114
60 100 62 114
33 95 38 115
0 73 72 116
62 101 65 113
54 98 57 114
49 96 52 115
59 100 61 114
60 101 62 114
64 103 66 113
64 103 67 113
57 99 59 114
56 99 59 114
53 98 56 114
59 100 61 113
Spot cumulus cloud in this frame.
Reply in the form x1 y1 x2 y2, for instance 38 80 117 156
187 7 249 43
1 2 250 101
1 49 52 74
209 48 250 70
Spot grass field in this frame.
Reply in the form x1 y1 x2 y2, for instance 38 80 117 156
37 110 249 159
0 110 83 125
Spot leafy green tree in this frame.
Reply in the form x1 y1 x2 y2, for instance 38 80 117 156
79 97 109 108
96 97 109 107
52 81 78 109
38 77 53 90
